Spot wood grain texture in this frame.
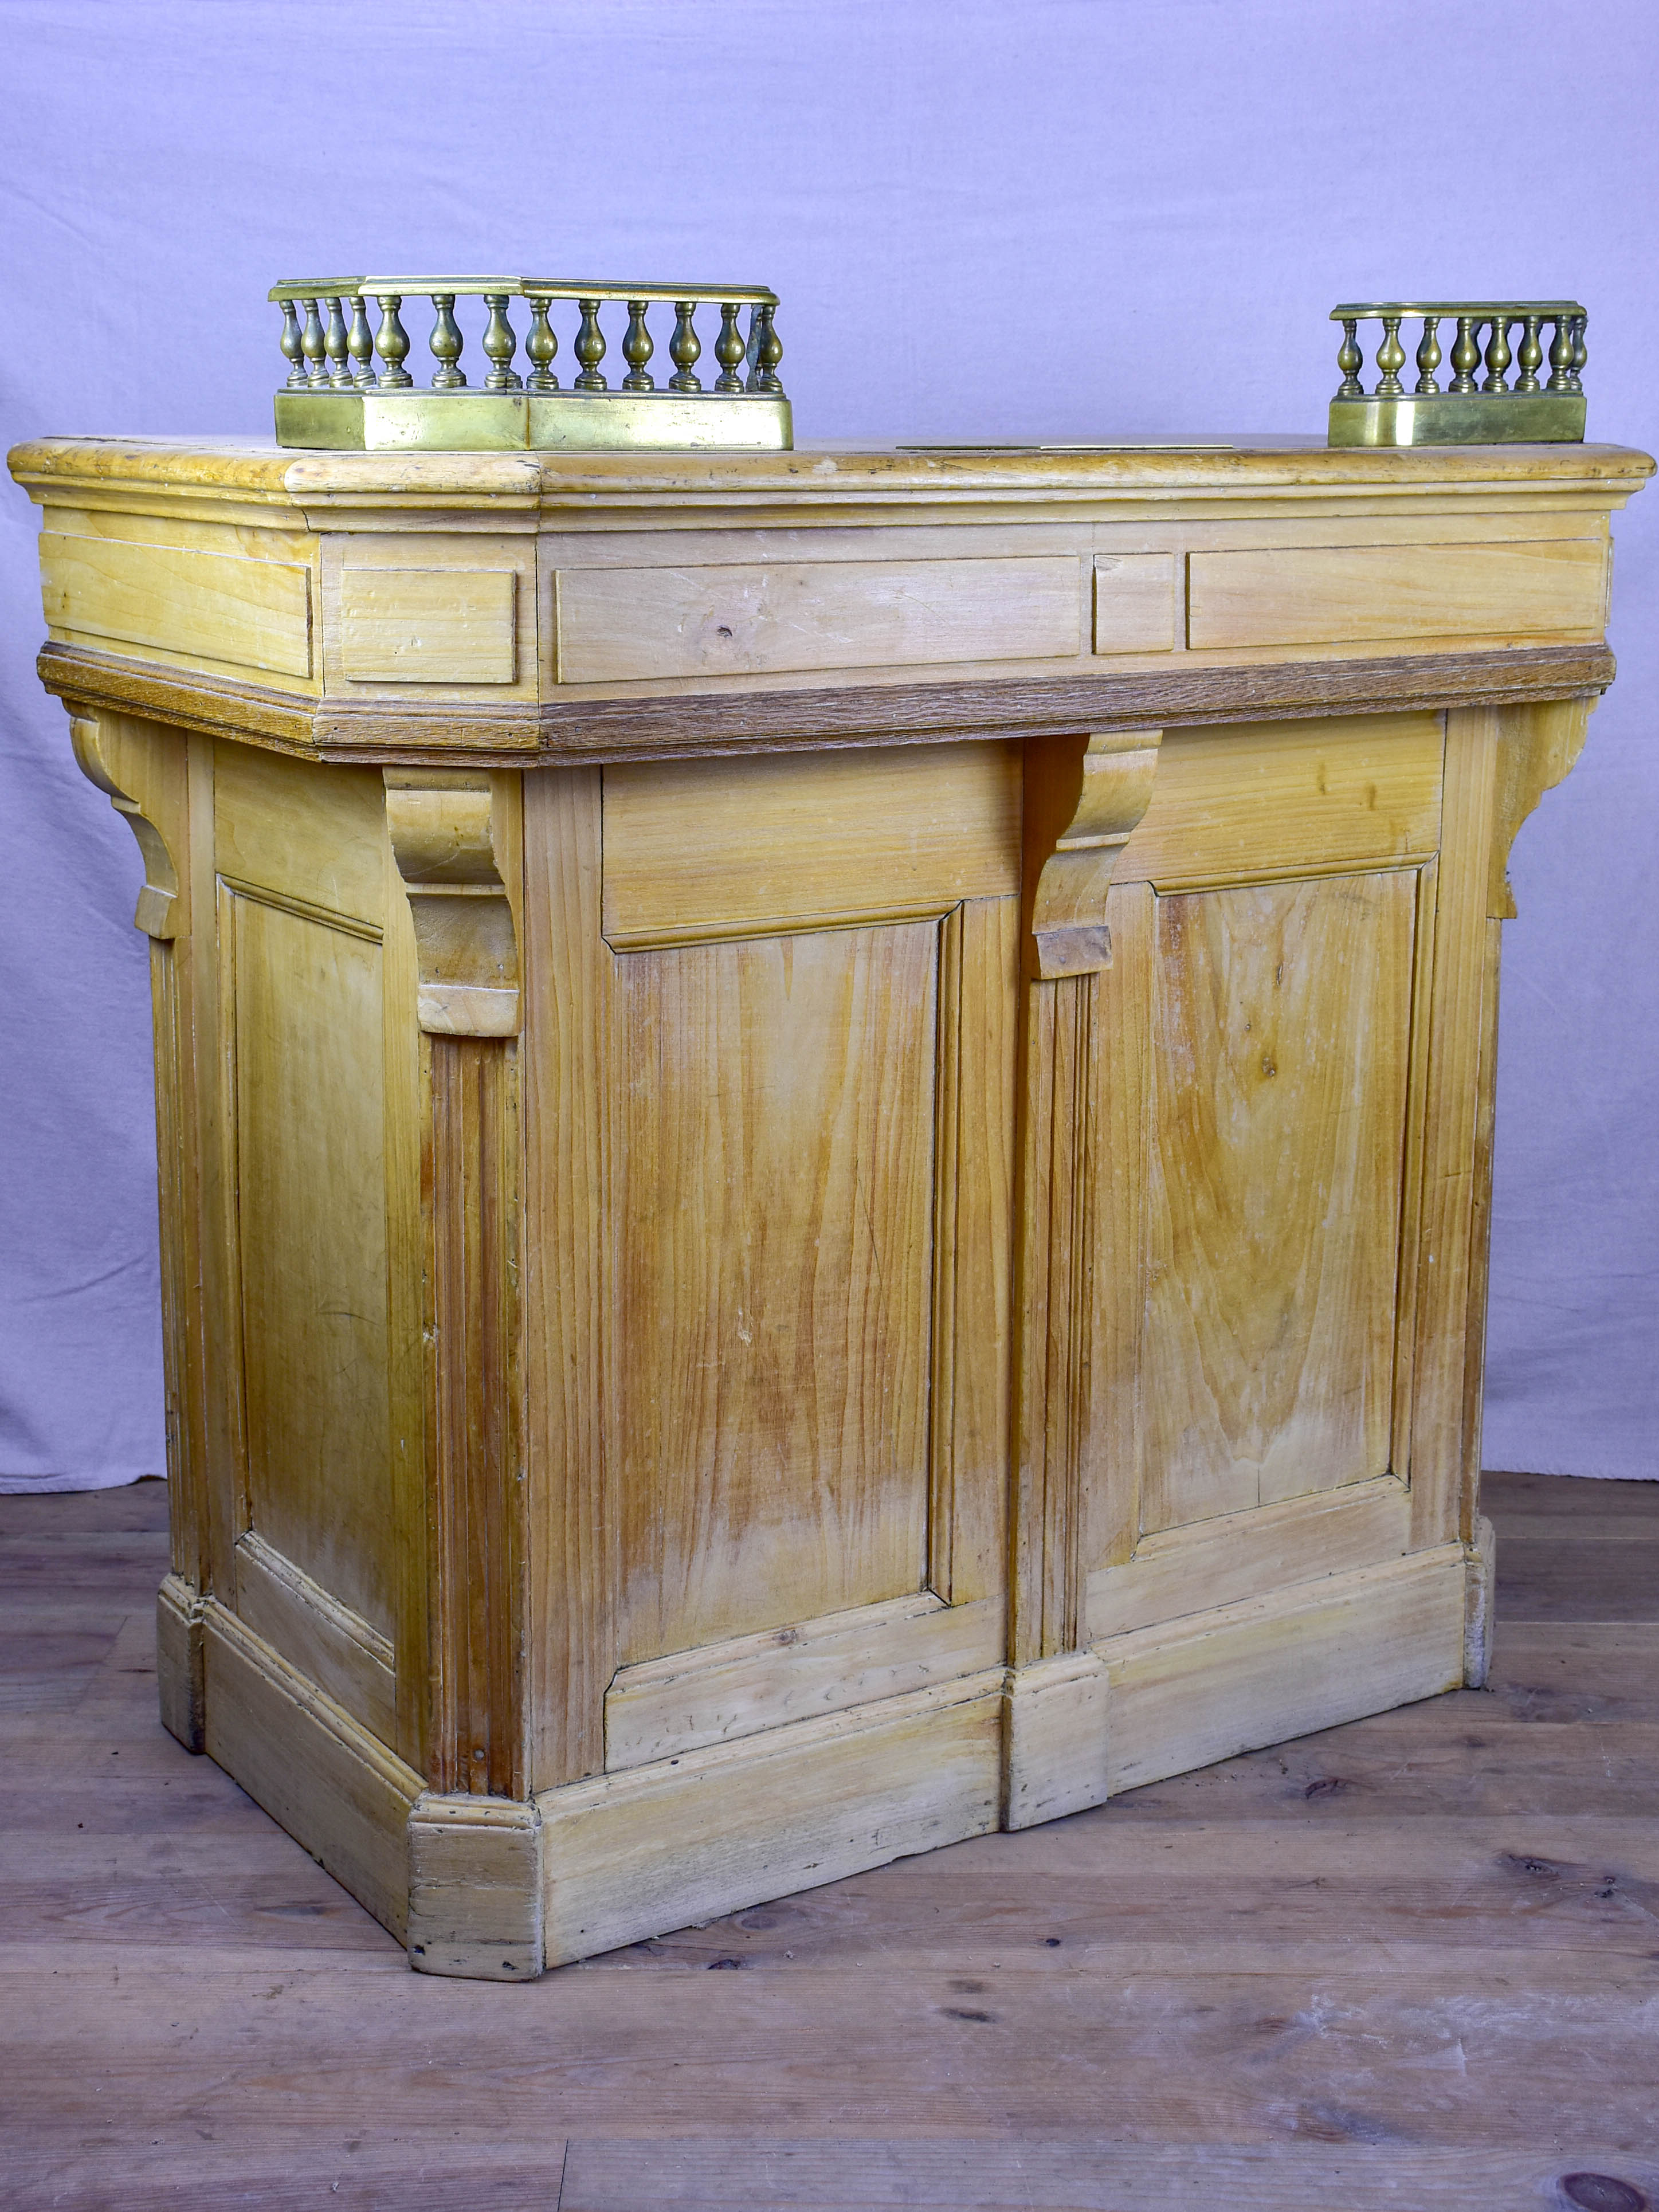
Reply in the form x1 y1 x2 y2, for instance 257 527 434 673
1140 871 1416 1532
1092 552 1178 653
1001 1650 1112 1829
555 556 1082 683
406 1794 543 1981
337 568 517 685
1187 539 1609 650
1115 711 1444 889
604 1591 1005 1771
40 530 313 678
521 768 613 1790
539 1671 1006 1966
425 1037 524 1797
1087 1475 1413 1641
223 884 396 1637
616 924 938 1662
1100 1545 1466 1793
601 742 1019 949
8 1473 1659 2211
34 637 1618 768
232 1532 396 1746
200 1599 422 1944
1407 707 1501 1550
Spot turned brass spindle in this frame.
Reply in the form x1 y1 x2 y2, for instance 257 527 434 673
622 300 654 391
483 295 523 391
430 293 466 389
1335 317 1364 398
301 297 327 386
1374 314 1407 398
746 304 783 395
374 295 413 387
280 301 308 389
1514 313 1544 393
574 299 607 390
669 300 702 390
1481 315 1513 393
347 296 376 390
1414 316 1442 394
714 301 746 393
324 296 353 390
525 299 559 390
1568 313 1588 392
1449 314 1481 394
1547 313 1576 391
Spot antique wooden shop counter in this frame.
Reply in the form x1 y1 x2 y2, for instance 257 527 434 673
11 428 1651 1976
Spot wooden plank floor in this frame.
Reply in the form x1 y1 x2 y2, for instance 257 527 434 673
2 1472 1657 2211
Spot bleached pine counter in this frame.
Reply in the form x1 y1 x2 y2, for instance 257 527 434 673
10 432 1650 1976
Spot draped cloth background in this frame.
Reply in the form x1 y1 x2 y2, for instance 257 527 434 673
1 0 1654 1488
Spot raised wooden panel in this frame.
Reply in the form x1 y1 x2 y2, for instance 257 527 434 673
213 742 387 926
338 568 517 685
617 923 938 1662
227 887 395 1635
1141 869 1417 1534
1115 712 1443 889
555 556 1081 684
604 1590 1003 1771
1187 538 1607 650
602 742 1020 950
1092 552 1178 654
40 531 312 677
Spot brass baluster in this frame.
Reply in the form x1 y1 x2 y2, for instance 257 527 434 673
301 297 327 386
713 302 746 393
375 296 414 387
574 299 607 390
525 299 559 390
1414 315 1442 394
669 300 702 390
756 305 787 395
1335 317 1364 398
622 300 654 390
1547 313 1576 391
324 296 353 389
483 295 523 390
430 294 466 389
1569 313 1587 392
280 301 308 390
1374 314 1406 398
1514 312 1544 393
1481 315 1513 393
1448 314 1481 394
347 296 376 389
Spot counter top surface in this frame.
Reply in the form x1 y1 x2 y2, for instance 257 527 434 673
9 433 1655 514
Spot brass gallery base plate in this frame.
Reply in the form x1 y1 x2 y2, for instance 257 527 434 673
1329 392 1587 447
275 389 794 453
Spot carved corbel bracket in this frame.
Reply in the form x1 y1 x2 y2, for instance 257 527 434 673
1488 696 1594 920
1022 728 1163 976
69 714 181 939
385 771 520 1036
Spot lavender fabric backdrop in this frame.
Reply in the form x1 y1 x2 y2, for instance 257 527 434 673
2 0 1654 1489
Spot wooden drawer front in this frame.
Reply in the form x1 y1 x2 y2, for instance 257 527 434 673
1187 538 1607 650
337 567 517 684
40 531 312 678
602 742 1020 950
555 556 1081 684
